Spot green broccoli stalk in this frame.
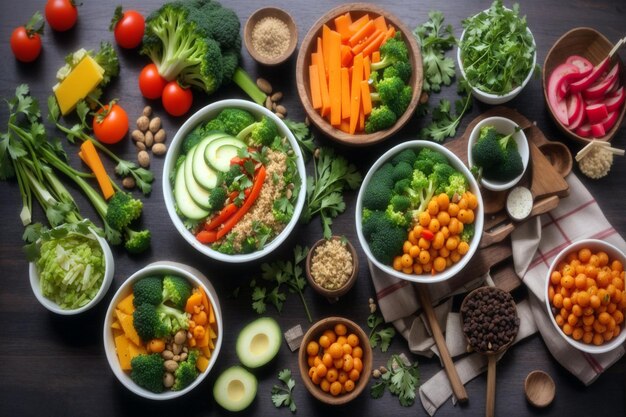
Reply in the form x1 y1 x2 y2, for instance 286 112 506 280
172 350 199 391
130 354 165 393
236 116 279 146
162 275 192 310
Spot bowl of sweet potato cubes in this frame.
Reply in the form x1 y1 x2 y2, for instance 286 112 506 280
103 262 222 400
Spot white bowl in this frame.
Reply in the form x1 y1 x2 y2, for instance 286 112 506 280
544 239 626 354
355 141 484 284
467 116 530 192
103 261 223 400
457 10 536 105
162 99 307 263
29 227 114 315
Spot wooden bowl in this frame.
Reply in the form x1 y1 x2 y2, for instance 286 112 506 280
244 7 298 66
524 370 555 408
543 27 626 144
305 236 359 302
298 317 372 405
295 3 423 146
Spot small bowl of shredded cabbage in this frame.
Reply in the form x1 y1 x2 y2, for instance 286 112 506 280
28 221 114 315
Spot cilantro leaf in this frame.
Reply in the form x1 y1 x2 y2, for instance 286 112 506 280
367 313 396 352
272 369 297 413
419 80 472 142
370 355 420 407
283 118 315 161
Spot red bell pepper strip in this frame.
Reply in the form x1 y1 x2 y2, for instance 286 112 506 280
204 203 238 231
196 230 218 244
216 165 266 240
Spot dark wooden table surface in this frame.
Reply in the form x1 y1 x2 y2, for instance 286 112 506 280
1 1 624 416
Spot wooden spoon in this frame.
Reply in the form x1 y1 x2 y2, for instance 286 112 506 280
416 284 469 403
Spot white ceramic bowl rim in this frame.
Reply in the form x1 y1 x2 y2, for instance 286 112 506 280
544 239 626 354
162 99 307 263
467 116 530 192
355 141 484 284
29 226 114 315
103 262 223 400
457 8 537 100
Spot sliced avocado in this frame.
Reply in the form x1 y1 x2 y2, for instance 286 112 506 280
213 366 257 412
173 160 209 220
184 146 212 209
192 134 226 189
205 136 246 172
236 317 282 368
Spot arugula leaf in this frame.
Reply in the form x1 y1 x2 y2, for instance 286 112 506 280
271 369 297 413
370 355 420 407
419 80 473 142
367 312 396 352
302 148 362 238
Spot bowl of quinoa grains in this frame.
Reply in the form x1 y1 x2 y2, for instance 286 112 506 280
244 7 298 66
306 236 358 301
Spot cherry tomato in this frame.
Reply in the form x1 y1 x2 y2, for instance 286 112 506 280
93 103 129 144
111 7 145 49
45 0 78 32
11 12 44 63
162 81 193 117
138 63 167 99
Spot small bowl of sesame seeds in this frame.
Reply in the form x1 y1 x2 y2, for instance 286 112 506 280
306 236 359 303
244 7 298 66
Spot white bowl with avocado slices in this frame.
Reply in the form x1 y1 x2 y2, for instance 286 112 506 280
162 99 307 263
102 261 223 400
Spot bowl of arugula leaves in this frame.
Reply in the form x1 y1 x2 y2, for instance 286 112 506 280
457 0 537 105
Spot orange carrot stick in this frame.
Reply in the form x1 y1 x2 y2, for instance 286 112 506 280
373 15 387 32
351 29 382 56
384 25 396 42
372 50 381 63
348 20 376 47
348 14 370 34
340 44 353 67
362 31 386 58
309 64 323 109
349 53 364 134
322 25 332 75
339 119 351 133
358 102 365 132
363 56 371 81
361 79 372 116
334 13 353 41
328 29 342 126
313 47 331 117
341 67 350 120
79 140 114 200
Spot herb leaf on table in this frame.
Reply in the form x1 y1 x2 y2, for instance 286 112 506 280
271 369 297 413
367 312 396 352
419 80 472 142
283 118 315 161
370 355 420 407
301 148 362 238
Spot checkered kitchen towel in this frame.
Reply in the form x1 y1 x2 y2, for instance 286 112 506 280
370 173 626 415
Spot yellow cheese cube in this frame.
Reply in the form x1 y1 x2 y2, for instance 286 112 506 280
54 55 104 115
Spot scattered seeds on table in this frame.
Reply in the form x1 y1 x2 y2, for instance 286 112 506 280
144 130 154 148
271 92 283 102
138 150 150 167
256 77 272 94
136 115 150 132
122 176 136 189
276 105 287 116
142 106 152 117
265 96 273 111
154 129 166 143
149 117 161 133
152 143 167 156
276 112 285 119
131 129 145 142
136 141 146 151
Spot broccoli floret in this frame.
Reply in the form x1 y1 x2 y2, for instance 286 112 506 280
105 192 143 231
362 181 392 211
130 354 165 393
430 163 457 194
484 147 523 181
370 33 409 72
413 158 435 175
416 148 450 166
124 229 152 254
444 172 468 200
207 187 227 211
172 350 199 391
393 178 411 195
385 204 410 227
371 163 395 187
362 209 385 240
383 61 412 83
391 85 412 117
391 149 417 166
133 276 163 307
391 161 413 182
162 275 192 310
472 126 504 168
133 303 169 340
461 223 475 243
371 76 412 117
157 303 190 335
183 124 208 154
369 220 407 265
222 164 243 186
204 118 225 133
236 116 279 146
216 108 255 136
204 6 241 50
390 194 411 211
365 105 397 133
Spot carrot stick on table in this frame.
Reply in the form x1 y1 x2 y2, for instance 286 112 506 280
79 140 114 200
328 29 342 126
309 64 323 110
350 53 364 134
341 67 351 120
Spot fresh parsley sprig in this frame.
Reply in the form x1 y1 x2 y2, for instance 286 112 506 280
371 355 420 407
301 148 362 239
367 312 396 352
419 79 473 142
271 369 297 413
251 246 312 322
283 118 315 161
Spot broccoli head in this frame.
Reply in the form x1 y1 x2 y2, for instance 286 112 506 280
133 276 163 307
472 126 504 168
236 116 279 146
204 118 225 133
390 194 411 212
371 163 395 188
207 187 227 211
216 108 255 136
130 353 165 393
430 163 457 194
484 147 523 181
385 204 410 227
106 192 143 231
444 172 468 200
124 229 152 254
183 124 209 153
361 209 386 240
391 149 417 166
157 303 190 335
362 181 392 211
368 220 406 265
383 61 412 83
133 303 169 341
365 105 397 134
391 161 413 182
162 275 192 310
172 350 199 391
370 33 409 72
416 148 450 166
221 164 244 186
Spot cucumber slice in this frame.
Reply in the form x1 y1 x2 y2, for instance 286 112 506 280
184 146 211 210
205 137 246 172
174 161 209 220
192 135 224 189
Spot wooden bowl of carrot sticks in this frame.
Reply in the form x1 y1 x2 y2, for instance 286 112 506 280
295 3 423 146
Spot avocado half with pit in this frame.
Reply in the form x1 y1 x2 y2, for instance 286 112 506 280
236 317 282 368
213 366 257 412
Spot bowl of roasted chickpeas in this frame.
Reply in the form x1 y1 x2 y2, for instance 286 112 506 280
545 239 626 354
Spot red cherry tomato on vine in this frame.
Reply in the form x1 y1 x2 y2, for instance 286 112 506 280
110 7 145 49
93 103 129 145
45 0 78 32
162 81 193 116
11 12 44 63
138 63 167 99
